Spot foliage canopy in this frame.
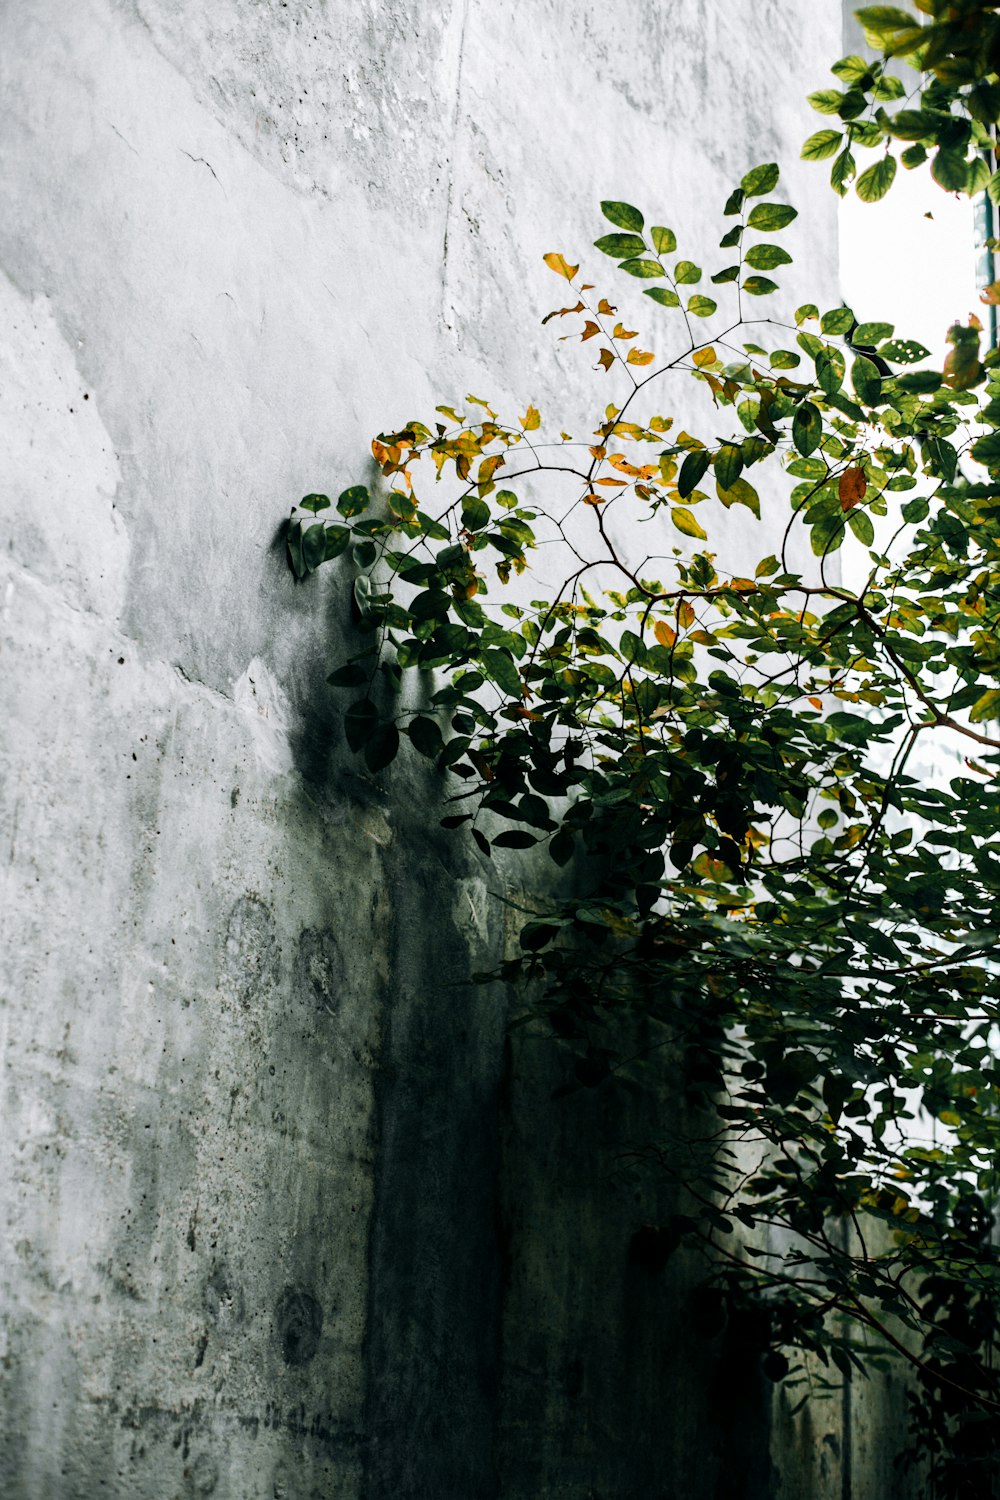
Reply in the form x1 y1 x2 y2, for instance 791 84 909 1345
290 2 1000 1488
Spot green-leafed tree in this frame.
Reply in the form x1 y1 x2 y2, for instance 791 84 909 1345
289 4 1000 1490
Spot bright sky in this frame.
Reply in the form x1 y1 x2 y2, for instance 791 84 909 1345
839 164 979 362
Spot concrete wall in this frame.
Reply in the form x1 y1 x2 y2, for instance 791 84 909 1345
0 2 893 1496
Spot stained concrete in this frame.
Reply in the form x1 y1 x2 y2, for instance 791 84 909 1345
0 2 883 1496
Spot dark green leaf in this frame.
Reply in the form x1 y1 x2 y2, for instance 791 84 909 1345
345 698 379 752
879 338 930 364
793 401 823 457
678 449 711 498
742 275 779 296
601 200 644 231
594 232 647 258
327 661 370 688
302 523 328 571
337 484 370 517
299 493 330 513
723 187 745 216
715 443 744 491
931 149 970 193
492 829 538 849
408 715 444 758
711 265 741 284
462 498 491 531
364 722 399 772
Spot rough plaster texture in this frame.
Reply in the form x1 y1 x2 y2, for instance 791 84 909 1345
0 1 910 1496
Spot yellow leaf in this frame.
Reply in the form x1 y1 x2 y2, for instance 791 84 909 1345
598 299 616 314
677 600 696 628
693 346 717 368
543 252 578 281
627 349 655 365
613 322 638 340
981 281 1000 306
672 507 706 539
654 620 676 647
520 404 541 431
583 492 605 506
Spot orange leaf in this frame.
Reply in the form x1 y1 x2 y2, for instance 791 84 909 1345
583 492 605 506
627 349 655 366
520 404 541 431
654 620 677 647
541 300 585 324
613 322 638 340
808 696 822 710
693 346 717 368
598 298 616 314
543 252 578 280
580 319 601 341
595 477 628 487
839 467 867 510
596 349 615 372
981 281 1000 306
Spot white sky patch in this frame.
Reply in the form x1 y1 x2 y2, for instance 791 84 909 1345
839 166 978 362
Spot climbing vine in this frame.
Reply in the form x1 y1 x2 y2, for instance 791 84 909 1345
289 3 1000 1488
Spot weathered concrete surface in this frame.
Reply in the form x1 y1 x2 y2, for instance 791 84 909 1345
0 1 872 1496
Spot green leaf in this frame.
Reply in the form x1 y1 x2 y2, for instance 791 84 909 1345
302 523 328 571
716 477 760 516
675 260 702 284
896 370 942 393
989 170 1000 207
769 350 801 369
345 698 379 752
601 200 644 232
809 511 845 556
900 143 927 169
492 829 538 849
618 258 664 278
462 498 490 532
741 162 780 196
287 520 306 578
723 187 745 216
802 129 844 161
644 287 681 307
481 649 522 698
879 338 930 364
852 355 883 406
821 306 855 336
687 295 717 318
324 526 351 561
847 509 875 546
855 156 897 203
931 149 970 193
678 449 711 498
855 6 920 42
651 225 677 253
855 321 893 344
746 202 798 231
710 266 741 284
745 244 793 270
715 443 744 491
337 485 370 517
972 431 1000 467
364 722 399 773
970 688 1000 723
830 148 856 196
889 109 940 141
408 715 444 758
815 347 845 395
742 275 779 296
795 304 819 325
719 225 742 249
808 89 845 115
831 55 869 83
792 401 823 457
327 660 370 688
300 493 330 513
594 232 647 258
671 507 707 540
